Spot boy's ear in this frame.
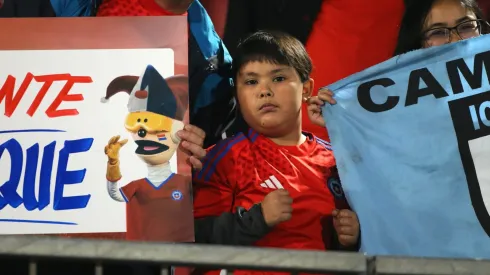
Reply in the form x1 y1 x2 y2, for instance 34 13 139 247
302 78 314 99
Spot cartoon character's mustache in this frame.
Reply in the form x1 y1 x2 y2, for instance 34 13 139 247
134 140 169 155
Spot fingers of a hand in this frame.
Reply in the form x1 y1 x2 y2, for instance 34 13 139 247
277 190 292 199
189 156 203 171
337 225 357 236
284 205 293 213
338 234 356 244
338 210 356 219
318 94 336 104
281 213 292 222
319 88 333 97
271 189 289 197
308 104 322 115
318 89 336 103
279 189 290 194
179 131 204 147
119 139 128 146
184 124 206 139
338 217 356 226
308 97 325 106
278 196 293 206
181 141 206 159
108 136 117 144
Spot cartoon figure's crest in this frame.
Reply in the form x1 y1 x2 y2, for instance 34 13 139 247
327 177 344 199
171 190 183 201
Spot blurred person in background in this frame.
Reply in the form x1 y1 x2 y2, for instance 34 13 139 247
394 0 489 55
310 0 490 111
479 0 490 17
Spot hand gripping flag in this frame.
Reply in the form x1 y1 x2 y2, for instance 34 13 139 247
323 34 490 259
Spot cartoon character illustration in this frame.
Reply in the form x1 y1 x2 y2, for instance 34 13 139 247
100 65 194 242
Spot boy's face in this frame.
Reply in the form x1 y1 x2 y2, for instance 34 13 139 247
236 61 313 136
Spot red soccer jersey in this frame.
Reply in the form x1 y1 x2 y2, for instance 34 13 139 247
120 174 194 242
193 129 349 275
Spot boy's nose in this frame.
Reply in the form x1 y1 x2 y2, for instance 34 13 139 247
259 89 273 98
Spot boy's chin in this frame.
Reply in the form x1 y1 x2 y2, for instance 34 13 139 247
255 119 290 136
257 116 281 128
245 113 292 134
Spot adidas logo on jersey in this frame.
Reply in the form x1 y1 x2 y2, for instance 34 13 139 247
259 175 284 189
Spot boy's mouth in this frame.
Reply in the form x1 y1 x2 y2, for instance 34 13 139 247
135 140 169 155
259 103 278 112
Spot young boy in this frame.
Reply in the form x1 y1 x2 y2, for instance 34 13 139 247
193 31 360 274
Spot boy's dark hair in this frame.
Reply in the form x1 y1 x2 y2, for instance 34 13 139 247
232 31 312 83
394 0 489 56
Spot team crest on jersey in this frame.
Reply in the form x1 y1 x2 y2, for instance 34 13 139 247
449 93 490 237
327 177 344 199
171 190 183 201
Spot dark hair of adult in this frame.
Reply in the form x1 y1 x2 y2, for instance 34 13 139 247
231 30 313 84
394 0 489 56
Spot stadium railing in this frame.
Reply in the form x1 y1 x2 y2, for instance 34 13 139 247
0 235 489 275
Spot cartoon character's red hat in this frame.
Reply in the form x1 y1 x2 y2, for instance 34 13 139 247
101 65 188 121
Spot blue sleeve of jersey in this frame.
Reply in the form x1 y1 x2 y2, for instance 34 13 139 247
50 0 92 17
315 137 333 151
195 133 246 182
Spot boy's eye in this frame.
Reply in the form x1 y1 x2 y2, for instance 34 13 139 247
273 76 286 82
245 79 258 85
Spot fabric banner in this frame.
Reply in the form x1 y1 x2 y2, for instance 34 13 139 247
323 34 490 259
0 17 193 244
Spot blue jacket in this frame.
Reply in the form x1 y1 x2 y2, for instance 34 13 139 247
187 0 240 148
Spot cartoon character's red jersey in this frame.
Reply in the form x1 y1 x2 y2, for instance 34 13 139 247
96 0 177 16
120 174 194 242
193 129 349 275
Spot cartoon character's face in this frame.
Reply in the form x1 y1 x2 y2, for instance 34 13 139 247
124 111 183 166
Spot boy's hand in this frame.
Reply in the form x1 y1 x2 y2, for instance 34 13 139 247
177 124 207 171
332 209 360 247
306 88 336 128
261 189 293 227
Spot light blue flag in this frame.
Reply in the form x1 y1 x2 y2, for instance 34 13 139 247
323 34 490 259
